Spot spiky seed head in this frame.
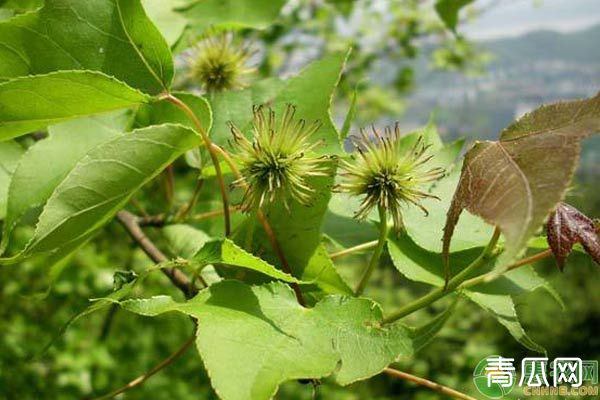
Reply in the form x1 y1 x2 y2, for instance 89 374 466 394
336 124 444 230
230 104 330 212
188 33 254 93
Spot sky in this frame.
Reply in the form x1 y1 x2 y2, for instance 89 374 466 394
463 0 600 39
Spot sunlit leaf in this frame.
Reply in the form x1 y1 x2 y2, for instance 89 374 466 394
0 0 173 93
1 124 200 262
1 111 132 253
0 71 149 140
118 280 412 399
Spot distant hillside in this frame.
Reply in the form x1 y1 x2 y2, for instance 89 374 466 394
405 24 600 147
485 24 600 65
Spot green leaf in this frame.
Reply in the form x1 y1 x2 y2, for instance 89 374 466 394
193 239 304 283
0 0 42 14
0 0 173 94
181 0 286 35
235 163 352 297
269 50 350 155
340 87 358 141
134 92 212 133
387 231 481 287
1 111 132 253
434 0 474 32
387 231 557 301
210 51 349 154
404 165 494 254
163 224 212 259
410 297 458 352
1 124 200 262
209 77 285 144
0 140 24 219
464 291 545 353
141 0 187 46
0 71 150 140
443 93 600 275
118 280 412 399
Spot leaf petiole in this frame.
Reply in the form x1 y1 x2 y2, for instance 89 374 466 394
354 206 389 296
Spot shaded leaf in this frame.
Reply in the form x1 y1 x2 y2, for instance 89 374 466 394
388 230 560 303
0 71 149 140
464 291 545 353
0 140 24 219
0 0 173 93
410 297 458 352
163 224 212 259
434 0 474 32
118 280 412 399
1 111 132 253
546 202 600 270
443 93 600 276
1 124 200 262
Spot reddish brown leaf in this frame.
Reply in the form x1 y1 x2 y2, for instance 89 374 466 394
443 92 600 281
547 203 600 270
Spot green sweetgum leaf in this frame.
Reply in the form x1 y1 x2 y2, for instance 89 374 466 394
210 51 349 154
118 280 412 400
0 124 200 262
443 93 600 277
0 71 150 140
0 140 24 219
0 0 173 94
435 0 474 32
0 111 133 253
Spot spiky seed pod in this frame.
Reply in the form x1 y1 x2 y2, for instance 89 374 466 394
230 104 330 212
188 33 254 93
337 124 444 230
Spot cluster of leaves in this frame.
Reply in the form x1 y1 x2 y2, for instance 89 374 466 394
1 1 599 400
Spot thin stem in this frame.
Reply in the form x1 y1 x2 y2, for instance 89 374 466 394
460 249 553 289
211 143 306 306
190 206 240 222
383 227 501 324
117 210 195 298
176 178 204 221
162 94 231 236
383 368 477 400
329 240 379 259
163 164 175 206
355 206 389 296
90 335 195 400
255 210 306 306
